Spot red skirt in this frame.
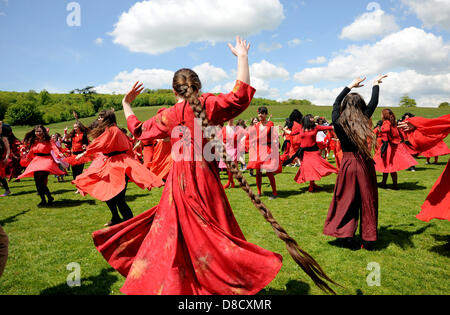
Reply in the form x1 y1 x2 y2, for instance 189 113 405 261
64 154 93 166
18 156 66 179
149 141 173 181
416 159 450 222
374 143 418 173
73 153 163 202
294 151 337 184
419 141 450 158
92 159 282 295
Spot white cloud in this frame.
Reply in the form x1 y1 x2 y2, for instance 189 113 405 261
250 60 289 80
95 68 174 94
192 62 229 87
340 9 400 41
111 0 284 55
257 42 283 52
295 27 450 84
288 38 302 47
286 85 342 105
401 0 450 31
286 70 450 108
307 56 327 65
94 38 104 46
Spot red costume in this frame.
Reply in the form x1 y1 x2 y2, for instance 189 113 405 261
18 141 66 179
149 139 173 181
373 120 417 173
64 132 91 166
419 140 450 159
92 81 282 295
246 121 281 173
404 114 450 222
73 126 163 202
294 126 337 184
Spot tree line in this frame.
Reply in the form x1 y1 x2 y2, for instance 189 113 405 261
0 87 313 126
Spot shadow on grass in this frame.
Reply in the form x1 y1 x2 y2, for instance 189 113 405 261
40 268 119 295
377 224 433 250
395 181 427 191
8 189 75 197
0 210 31 226
275 184 336 198
429 234 450 258
47 199 96 208
125 192 151 202
258 280 310 295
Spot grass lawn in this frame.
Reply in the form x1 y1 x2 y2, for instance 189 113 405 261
1 104 449 295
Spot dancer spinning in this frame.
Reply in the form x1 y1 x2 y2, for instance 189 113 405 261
373 109 418 189
324 75 387 250
73 110 163 226
399 114 450 222
293 114 337 192
18 125 66 206
246 107 281 200
92 37 337 295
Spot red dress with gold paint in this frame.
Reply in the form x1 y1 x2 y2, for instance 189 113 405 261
92 81 282 295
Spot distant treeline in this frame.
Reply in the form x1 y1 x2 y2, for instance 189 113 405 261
0 88 312 126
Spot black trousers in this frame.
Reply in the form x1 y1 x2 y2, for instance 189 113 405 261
105 178 133 223
72 164 85 180
34 171 52 202
0 178 8 191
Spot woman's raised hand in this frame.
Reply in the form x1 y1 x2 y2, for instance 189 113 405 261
228 36 251 57
373 74 388 86
123 81 145 106
348 77 366 89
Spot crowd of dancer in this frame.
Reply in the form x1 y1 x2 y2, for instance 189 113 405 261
0 36 449 294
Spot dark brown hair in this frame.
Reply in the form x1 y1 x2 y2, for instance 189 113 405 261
338 93 375 159
382 109 397 127
89 110 117 139
172 68 339 294
23 125 51 149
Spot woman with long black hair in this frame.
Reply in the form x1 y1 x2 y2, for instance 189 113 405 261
323 75 387 250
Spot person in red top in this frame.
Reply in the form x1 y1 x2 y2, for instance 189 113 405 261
18 125 66 206
73 110 163 227
91 37 337 295
246 107 281 200
373 109 417 189
64 122 90 182
399 114 450 222
293 114 337 192
281 110 303 166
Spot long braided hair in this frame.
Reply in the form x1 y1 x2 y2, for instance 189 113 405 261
173 68 340 294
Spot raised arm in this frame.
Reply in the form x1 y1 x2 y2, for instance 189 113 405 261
228 36 251 85
365 75 387 118
122 82 145 120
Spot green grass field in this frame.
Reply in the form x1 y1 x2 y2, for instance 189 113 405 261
1 104 449 295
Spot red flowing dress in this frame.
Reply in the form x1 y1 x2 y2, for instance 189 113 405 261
64 132 92 166
73 126 163 202
373 121 418 173
294 126 337 184
18 141 66 179
149 139 173 181
404 114 450 222
92 81 282 295
419 140 450 158
246 121 282 173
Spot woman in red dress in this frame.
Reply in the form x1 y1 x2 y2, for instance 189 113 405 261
293 114 337 192
281 110 303 166
246 107 281 200
18 125 66 206
63 122 90 184
92 37 337 295
73 111 163 227
373 109 417 189
420 140 450 165
399 114 450 222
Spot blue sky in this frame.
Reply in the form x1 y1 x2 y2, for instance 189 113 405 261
0 0 449 107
